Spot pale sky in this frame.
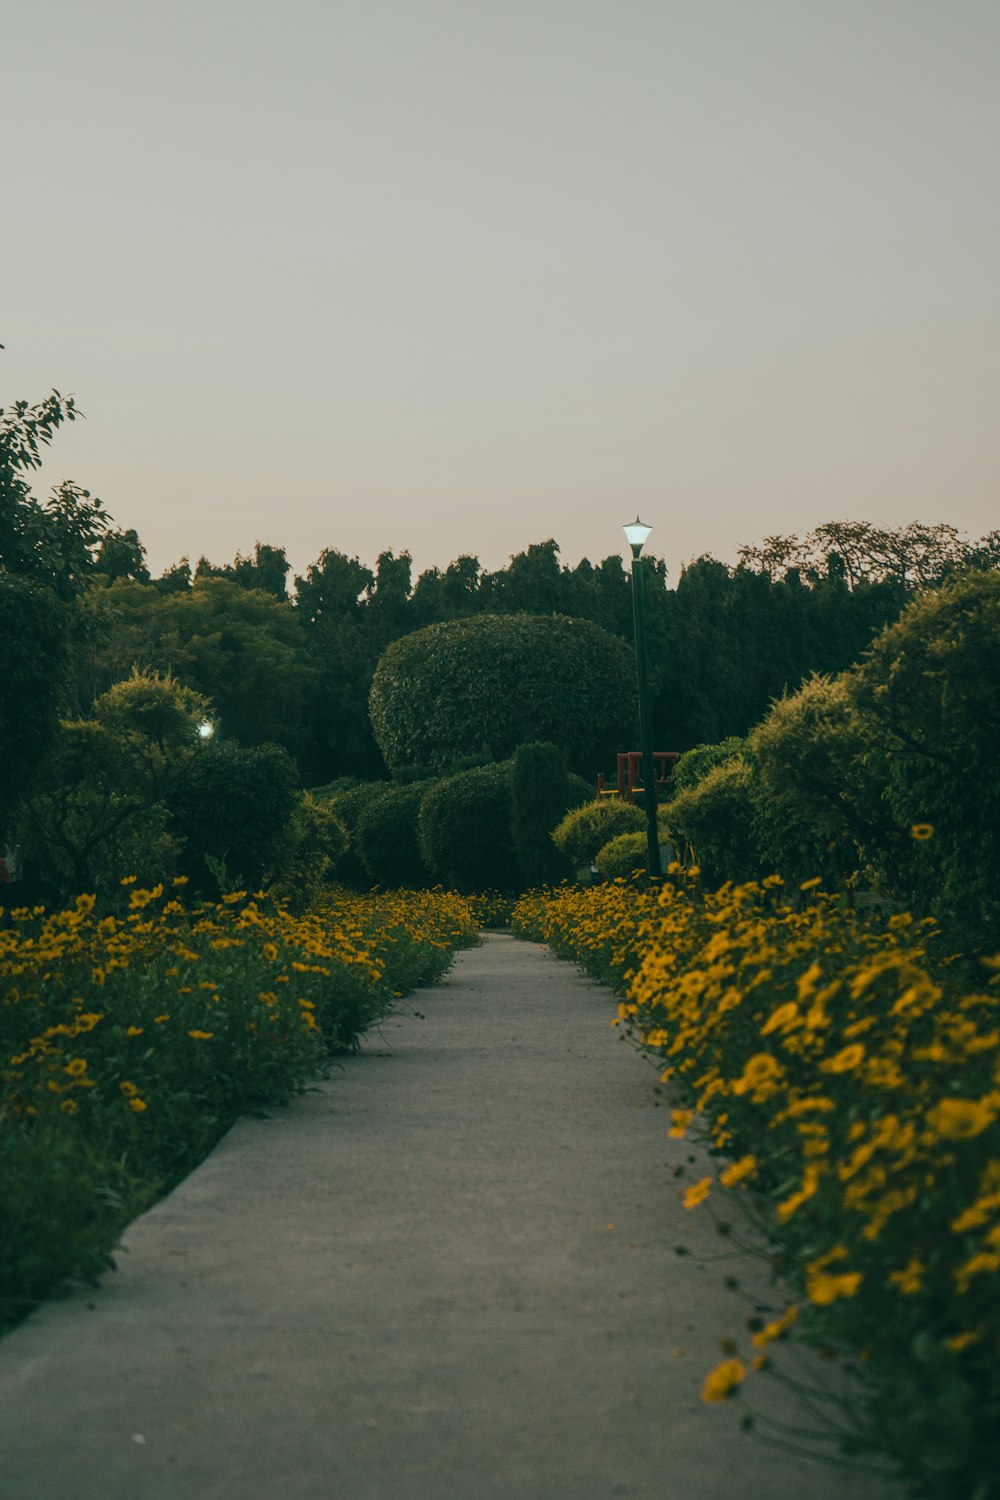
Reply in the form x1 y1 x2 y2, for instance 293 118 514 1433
4 0 998 584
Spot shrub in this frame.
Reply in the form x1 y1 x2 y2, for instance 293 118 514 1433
671 737 747 794
326 781 393 887
664 759 762 887
418 761 521 892
849 570 1000 938
551 797 644 868
165 740 299 894
748 674 891 892
355 783 436 888
269 793 349 910
369 613 635 777
510 742 587 888
594 831 648 881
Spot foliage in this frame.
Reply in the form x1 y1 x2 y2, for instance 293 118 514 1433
511 878 1000 1499
550 797 643 868
417 761 521 893
594 831 649 882
165 740 299 895
510 741 583 888
369 613 635 777
748 675 892 892
0 575 70 821
19 672 214 897
0 885 477 1331
849 571 1000 940
326 781 393 887
268 794 349 911
355 783 436 889
0 391 112 599
662 759 763 888
671 737 747 794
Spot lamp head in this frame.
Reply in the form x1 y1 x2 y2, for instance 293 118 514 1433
623 516 653 558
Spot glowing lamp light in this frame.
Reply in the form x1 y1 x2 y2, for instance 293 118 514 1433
623 516 653 557
197 721 215 740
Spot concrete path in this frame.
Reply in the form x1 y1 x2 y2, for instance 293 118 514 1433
0 935 901 1500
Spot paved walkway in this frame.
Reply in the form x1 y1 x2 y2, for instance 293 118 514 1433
0 935 901 1500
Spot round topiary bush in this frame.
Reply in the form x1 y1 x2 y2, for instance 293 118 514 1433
369 613 635 777
551 797 644 868
594 831 650 882
417 761 521 893
355 783 436 888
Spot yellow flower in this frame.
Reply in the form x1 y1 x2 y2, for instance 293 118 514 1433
701 1358 746 1402
126 1026 144 1038
946 1329 982 1352
927 1098 997 1141
263 943 279 961
65 1058 88 1077
888 1258 924 1295
129 1097 148 1113
188 1030 214 1041
820 1043 865 1074
60 1098 78 1114
119 875 138 886
776 1165 821 1222
669 1109 694 1139
799 876 823 891
731 1053 782 1096
172 875 189 886
808 1270 862 1305
154 1014 171 1024
910 823 935 841
760 1002 799 1036
683 1177 712 1210
752 1306 798 1347
120 1081 139 1097
719 1155 757 1188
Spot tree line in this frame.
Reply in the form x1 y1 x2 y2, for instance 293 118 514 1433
3 387 999 898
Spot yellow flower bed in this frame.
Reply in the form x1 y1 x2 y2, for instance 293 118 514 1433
1 885 476 1329
512 876 1000 1499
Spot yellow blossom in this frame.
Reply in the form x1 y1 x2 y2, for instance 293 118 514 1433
683 1177 712 1210
701 1358 746 1402
752 1306 798 1347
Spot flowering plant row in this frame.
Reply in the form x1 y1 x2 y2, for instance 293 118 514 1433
1 884 476 1329
512 876 1000 1500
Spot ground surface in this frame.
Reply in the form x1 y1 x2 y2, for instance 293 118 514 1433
0 934 903 1500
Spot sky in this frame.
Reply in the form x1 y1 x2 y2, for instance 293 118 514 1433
3 0 998 586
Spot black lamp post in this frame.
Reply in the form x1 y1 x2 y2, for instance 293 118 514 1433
624 517 660 879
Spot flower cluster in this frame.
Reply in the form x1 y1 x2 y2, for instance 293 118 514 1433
512 875 1000 1498
1 884 476 1327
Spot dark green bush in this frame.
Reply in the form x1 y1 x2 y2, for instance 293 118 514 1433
671 736 747 793
551 797 644 868
356 783 436 888
849 570 1000 938
510 741 586 888
418 761 521 893
166 741 299 893
369 613 635 777
326 781 392 887
663 758 762 888
748 674 890 892
270 793 350 909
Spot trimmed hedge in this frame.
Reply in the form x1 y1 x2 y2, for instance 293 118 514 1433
418 761 521 893
355 783 436 888
369 613 635 777
551 797 644 868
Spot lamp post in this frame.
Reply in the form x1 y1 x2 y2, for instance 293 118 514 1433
623 517 660 880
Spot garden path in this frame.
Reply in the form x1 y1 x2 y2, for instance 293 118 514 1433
0 934 903 1500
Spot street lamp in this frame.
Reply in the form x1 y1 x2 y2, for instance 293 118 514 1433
623 517 660 879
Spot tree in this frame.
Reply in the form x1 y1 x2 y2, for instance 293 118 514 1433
0 391 112 598
19 671 213 895
0 575 70 823
369 613 636 778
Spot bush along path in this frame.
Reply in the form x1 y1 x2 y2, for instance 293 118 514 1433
0 932 901 1500
0 884 476 1332
512 875 1000 1500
